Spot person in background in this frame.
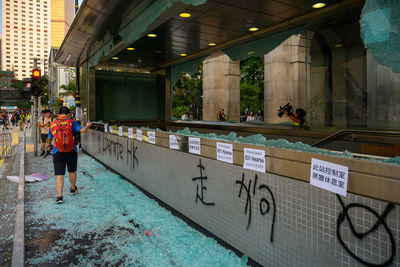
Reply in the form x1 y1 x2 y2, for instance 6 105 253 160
240 106 250 122
19 112 25 131
256 109 264 121
181 110 189 120
0 112 5 133
48 107 92 204
217 108 227 122
246 111 256 121
26 112 31 128
283 108 306 126
39 110 53 157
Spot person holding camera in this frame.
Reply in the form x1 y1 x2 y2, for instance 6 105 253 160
278 103 306 126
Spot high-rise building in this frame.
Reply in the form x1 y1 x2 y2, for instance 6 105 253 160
1 0 74 81
1 0 51 80
51 0 74 48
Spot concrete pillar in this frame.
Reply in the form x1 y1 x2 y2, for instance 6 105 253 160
202 51 240 121
264 35 307 124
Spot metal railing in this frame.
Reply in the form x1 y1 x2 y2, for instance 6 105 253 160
311 129 400 147
0 133 12 160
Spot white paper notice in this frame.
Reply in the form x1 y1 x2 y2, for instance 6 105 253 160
118 127 123 136
310 158 349 196
104 124 108 133
216 142 233 164
243 148 265 173
128 128 133 139
189 137 201 155
109 126 113 134
169 135 179 150
136 129 142 141
148 131 156 144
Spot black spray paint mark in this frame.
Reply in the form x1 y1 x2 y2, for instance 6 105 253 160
102 136 124 161
236 173 276 242
191 159 215 206
336 194 396 266
127 139 139 170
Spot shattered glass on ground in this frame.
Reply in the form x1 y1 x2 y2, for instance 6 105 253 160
25 154 248 266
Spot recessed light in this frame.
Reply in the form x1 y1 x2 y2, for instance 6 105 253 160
247 51 255 55
312 2 326 8
147 33 157 37
112 57 119 60
249 27 259 32
208 43 216 46
126 47 135 51
180 53 187 57
155 50 162 54
179 12 191 18
334 44 343 48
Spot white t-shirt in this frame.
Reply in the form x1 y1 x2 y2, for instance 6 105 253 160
247 116 255 121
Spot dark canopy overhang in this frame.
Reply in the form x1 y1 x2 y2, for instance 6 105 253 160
55 0 364 71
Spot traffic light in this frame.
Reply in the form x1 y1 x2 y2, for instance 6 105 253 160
60 97 64 106
31 69 42 97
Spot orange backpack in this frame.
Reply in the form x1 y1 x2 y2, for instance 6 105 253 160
50 119 75 152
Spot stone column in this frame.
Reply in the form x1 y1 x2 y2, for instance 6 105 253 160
202 51 240 121
264 35 307 124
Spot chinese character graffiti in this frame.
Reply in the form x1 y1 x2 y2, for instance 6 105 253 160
236 173 276 242
191 159 215 206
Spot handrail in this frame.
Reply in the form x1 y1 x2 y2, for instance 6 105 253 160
311 129 400 147
0 133 12 160
12 131 25 267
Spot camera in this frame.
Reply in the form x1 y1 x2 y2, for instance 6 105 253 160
277 103 293 117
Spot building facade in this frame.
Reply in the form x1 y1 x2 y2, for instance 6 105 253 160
1 0 74 81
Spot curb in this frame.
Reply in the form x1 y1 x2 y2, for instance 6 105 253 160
11 132 25 267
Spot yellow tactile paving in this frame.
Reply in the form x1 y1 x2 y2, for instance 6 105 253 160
12 128 18 145
26 144 34 153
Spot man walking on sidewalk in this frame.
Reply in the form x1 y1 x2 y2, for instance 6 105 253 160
48 107 92 204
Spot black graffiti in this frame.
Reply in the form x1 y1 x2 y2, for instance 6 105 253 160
102 136 124 161
127 139 139 170
336 194 396 266
236 173 276 242
191 159 215 206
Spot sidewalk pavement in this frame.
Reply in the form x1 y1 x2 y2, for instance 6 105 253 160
0 127 22 266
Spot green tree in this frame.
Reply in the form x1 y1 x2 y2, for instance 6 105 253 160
17 100 30 110
240 57 264 114
59 79 76 97
172 64 203 120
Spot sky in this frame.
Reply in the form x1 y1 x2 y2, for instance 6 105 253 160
0 0 84 34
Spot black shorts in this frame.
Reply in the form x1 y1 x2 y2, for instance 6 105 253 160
40 134 48 143
53 150 78 175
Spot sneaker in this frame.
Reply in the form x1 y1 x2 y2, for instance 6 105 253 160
44 150 51 159
40 150 45 156
56 196 63 204
70 186 77 195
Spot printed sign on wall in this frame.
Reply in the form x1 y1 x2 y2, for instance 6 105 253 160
310 158 349 196
243 148 265 173
128 128 133 139
148 131 156 144
136 129 142 141
189 137 201 155
216 142 233 164
104 124 108 133
169 135 179 150
118 127 123 136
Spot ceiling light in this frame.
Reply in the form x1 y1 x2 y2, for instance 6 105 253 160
126 47 135 51
312 2 326 8
147 33 157 37
208 43 216 46
247 51 255 55
180 53 187 57
249 27 259 32
334 44 343 48
155 50 163 54
112 57 119 60
179 12 191 18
